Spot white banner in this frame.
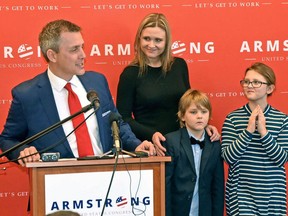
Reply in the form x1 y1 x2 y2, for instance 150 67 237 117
45 170 154 215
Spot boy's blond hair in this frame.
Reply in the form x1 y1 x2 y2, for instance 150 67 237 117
177 89 212 128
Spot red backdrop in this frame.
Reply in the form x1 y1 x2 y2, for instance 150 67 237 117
0 1 288 215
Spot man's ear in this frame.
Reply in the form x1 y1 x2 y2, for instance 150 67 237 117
47 49 57 63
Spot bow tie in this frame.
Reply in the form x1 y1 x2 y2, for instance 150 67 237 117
190 136 205 149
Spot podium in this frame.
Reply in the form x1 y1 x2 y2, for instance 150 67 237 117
26 156 171 216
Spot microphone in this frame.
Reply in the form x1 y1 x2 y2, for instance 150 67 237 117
109 112 122 152
87 90 100 110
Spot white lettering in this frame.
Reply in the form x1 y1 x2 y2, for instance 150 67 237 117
284 40 288 51
205 42 214 53
37 5 59 10
118 44 130 55
254 41 263 52
139 4 160 9
240 40 288 52
267 40 279 52
4 47 13 58
37 46 42 57
90 45 101 56
190 42 201 53
190 42 214 54
239 2 260 7
240 41 251 52
90 44 131 56
105 44 114 56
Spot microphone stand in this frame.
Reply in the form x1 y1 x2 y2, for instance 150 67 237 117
100 145 138 158
0 103 95 158
99 113 148 216
99 117 139 158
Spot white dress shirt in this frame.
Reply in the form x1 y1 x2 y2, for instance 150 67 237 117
47 69 103 157
187 129 205 216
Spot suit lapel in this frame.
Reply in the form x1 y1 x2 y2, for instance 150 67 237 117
180 128 197 175
200 134 213 175
37 72 74 153
79 74 103 126
38 72 62 130
78 75 105 146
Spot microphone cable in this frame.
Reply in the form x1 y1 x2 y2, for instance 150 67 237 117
100 151 147 216
121 155 147 216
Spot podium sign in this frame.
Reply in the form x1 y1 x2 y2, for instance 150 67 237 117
26 156 171 216
45 170 154 215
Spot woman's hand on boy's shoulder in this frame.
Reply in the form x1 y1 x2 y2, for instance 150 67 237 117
205 125 221 142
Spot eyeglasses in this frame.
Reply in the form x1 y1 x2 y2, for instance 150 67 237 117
240 80 269 88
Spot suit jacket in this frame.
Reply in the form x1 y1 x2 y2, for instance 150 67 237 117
0 71 141 160
164 127 224 216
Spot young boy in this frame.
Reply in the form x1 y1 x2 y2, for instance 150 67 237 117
164 89 224 216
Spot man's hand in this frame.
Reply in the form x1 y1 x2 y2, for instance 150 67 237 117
18 146 40 166
135 140 156 156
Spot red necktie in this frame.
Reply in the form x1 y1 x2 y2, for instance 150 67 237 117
65 83 94 157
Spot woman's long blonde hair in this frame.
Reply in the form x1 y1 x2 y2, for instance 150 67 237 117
130 13 174 76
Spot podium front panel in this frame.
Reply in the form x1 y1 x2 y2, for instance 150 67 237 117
26 156 170 216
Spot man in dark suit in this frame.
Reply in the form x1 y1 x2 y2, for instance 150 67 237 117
0 19 155 166
164 89 224 216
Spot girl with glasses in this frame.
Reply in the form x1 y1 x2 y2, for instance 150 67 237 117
221 62 288 215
